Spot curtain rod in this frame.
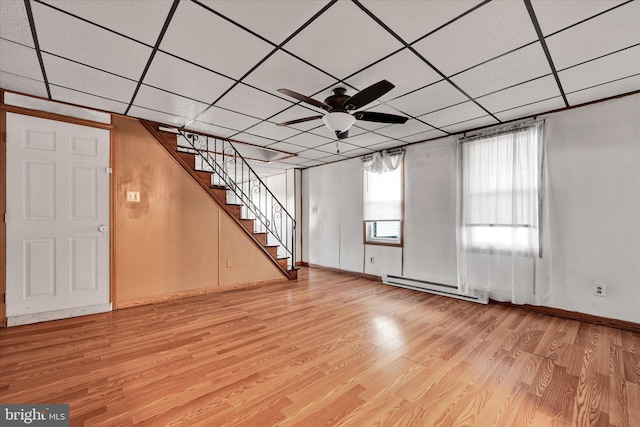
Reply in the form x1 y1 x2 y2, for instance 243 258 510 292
458 118 544 143
361 146 404 161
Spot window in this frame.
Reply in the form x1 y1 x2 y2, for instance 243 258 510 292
459 122 543 256
363 156 403 246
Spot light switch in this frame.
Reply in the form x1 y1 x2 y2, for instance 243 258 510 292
127 191 140 202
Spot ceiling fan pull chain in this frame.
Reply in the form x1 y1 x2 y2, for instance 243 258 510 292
336 141 340 154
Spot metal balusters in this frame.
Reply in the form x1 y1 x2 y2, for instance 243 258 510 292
177 130 295 270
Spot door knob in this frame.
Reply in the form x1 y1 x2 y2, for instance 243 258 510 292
98 225 107 233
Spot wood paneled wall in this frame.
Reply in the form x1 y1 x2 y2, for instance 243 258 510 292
112 116 285 307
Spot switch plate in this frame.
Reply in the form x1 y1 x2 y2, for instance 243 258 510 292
226 259 232 268
127 191 140 203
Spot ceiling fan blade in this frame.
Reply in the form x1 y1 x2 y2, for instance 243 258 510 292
343 80 395 110
276 115 323 126
278 88 331 111
354 111 409 124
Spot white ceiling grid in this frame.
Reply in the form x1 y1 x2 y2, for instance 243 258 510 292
0 0 637 178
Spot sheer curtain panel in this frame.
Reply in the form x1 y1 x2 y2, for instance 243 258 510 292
456 121 552 305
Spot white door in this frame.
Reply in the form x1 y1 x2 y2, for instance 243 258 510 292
6 113 111 325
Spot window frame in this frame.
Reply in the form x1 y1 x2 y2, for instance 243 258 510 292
364 220 403 247
362 162 404 247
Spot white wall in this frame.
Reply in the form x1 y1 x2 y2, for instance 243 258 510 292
545 94 639 323
302 93 640 323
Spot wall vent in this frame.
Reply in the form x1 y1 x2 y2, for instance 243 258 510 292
382 274 488 304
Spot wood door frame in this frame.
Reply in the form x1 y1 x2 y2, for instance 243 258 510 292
0 89 116 326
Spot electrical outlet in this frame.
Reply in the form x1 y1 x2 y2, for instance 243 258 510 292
593 282 606 297
126 191 140 203
369 256 375 264
226 259 232 268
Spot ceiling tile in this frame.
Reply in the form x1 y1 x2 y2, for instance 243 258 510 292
299 160 323 168
419 101 488 128
317 154 349 163
276 156 310 166
143 52 235 104
566 74 640 106
341 132 392 148
558 46 640 93
160 0 273 80
312 142 343 155
401 129 448 144
0 40 43 81
284 0 403 78
332 140 372 153
42 53 137 103
338 146 375 157
375 118 435 139
386 80 467 117
245 121 302 141
49 86 128 114
32 2 152 80
360 0 484 44
0 72 48 98
531 0 627 36
476 76 561 114
216 83 293 120
200 0 328 45
0 0 34 47
232 132 278 147
128 106 188 128
40 0 173 45
441 115 499 134
244 50 338 99
134 85 208 120
344 49 441 100
298 148 337 160
451 43 551 98
546 2 640 70
413 0 537 76
266 141 308 154
197 106 262 132
282 132 333 149
494 97 566 121
186 121 238 139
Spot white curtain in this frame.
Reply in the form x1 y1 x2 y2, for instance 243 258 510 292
456 121 552 305
362 149 404 174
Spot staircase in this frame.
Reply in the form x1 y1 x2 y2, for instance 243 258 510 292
141 121 297 280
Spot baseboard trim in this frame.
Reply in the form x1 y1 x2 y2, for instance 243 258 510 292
305 263 382 282
116 277 288 309
492 300 640 334
7 303 112 327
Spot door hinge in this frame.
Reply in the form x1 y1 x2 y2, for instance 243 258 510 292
105 167 112 174
2 132 6 143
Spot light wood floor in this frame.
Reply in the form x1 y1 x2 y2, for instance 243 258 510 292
1 267 639 426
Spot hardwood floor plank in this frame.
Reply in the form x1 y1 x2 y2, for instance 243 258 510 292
1 267 638 426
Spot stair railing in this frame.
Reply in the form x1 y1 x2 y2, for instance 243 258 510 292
177 130 295 270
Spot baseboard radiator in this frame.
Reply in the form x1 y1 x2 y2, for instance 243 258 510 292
382 274 488 304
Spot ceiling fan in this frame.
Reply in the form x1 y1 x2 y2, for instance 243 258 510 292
277 80 408 140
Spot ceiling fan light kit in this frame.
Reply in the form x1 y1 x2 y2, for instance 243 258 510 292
277 80 408 140
322 112 356 138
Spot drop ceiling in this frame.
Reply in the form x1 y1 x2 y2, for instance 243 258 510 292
1 0 638 177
